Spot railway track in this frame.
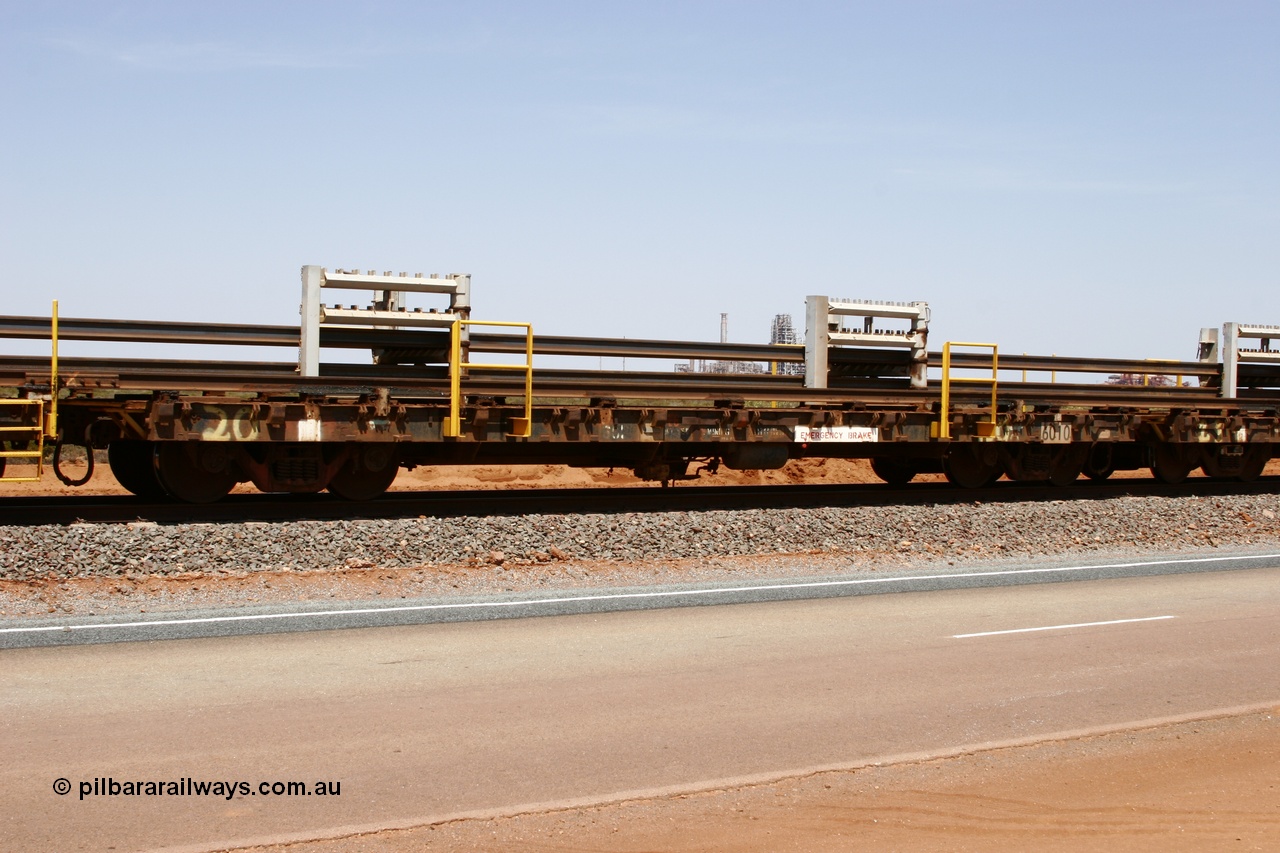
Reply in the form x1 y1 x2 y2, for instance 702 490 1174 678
3 476 1277 527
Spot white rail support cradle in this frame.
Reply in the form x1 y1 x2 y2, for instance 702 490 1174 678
1221 322 1280 398
804 296 930 389
299 266 471 377
1197 327 1219 364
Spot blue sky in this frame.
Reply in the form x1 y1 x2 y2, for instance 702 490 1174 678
2 1 1277 367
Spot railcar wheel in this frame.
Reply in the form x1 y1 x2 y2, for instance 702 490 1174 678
1082 443 1115 481
107 441 167 499
870 457 916 486
327 445 399 501
1201 444 1270 482
1047 445 1087 487
154 443 238 503
1235 446 1270 482
1149 443 1194 485
944 445 1000 489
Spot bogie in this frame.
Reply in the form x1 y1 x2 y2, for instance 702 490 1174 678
1201 444 1270 482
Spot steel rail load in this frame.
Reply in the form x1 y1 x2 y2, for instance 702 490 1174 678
1 265 1276 502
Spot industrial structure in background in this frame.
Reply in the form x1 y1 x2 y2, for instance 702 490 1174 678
675 313 770 375
673 311 804 376
769 314 805 376
0 264 1277 503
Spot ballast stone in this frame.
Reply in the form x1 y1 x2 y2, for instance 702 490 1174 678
0 494 1277 580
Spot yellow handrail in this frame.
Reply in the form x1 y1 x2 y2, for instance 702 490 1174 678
445 319 533 438
0 301 58 482
49 299 59 439
939 341 998 440
0 397 46 482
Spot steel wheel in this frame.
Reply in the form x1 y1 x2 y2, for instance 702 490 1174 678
327 445 399 501
107 441 167 498
1047 445 1086 487
1149 443 1194 485
1082 443 1114 481
1201 444 1270 482
1235 446 1270 482
154 443 238 503
870 457 916 486
944 444 1000 489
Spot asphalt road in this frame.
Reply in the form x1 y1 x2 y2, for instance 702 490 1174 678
3 550 1279 647
2 562 1279 853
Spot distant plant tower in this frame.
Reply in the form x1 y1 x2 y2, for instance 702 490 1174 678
770 314 798 346
770 314 804 375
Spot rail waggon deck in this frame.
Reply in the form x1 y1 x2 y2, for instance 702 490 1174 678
1 266 1277 502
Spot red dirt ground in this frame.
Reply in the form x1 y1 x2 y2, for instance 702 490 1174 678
237 709 1280 853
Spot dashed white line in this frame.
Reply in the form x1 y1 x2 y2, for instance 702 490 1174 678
953 615 1177 639
0 552 1275 637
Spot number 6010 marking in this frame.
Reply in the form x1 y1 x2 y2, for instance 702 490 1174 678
1040 422 1072 444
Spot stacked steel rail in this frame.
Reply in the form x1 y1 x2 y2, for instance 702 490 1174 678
0 266 1276 502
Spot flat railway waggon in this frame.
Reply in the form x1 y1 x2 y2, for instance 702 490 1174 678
1 266 1277 502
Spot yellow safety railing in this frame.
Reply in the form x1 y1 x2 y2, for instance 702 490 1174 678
1 300 58 482
444 319 533 438
0 399 46 482
939 341 998 440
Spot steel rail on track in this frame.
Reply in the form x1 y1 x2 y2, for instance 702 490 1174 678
0 316 300 348
0 355 1248 410
3 475 1279 526
0 314 1218 378
3 312 1268 409
0 315 802 362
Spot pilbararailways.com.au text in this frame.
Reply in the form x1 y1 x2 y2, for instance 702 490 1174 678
62 777 341 801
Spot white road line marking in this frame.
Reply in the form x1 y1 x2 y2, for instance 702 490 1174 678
0 552 1275 637
954 615 1177 639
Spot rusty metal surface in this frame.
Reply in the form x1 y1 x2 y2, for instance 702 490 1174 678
0 315 300 347
3 312 1279 462
0 313 1222 378
3 354 1246 411
46 385 1280 458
